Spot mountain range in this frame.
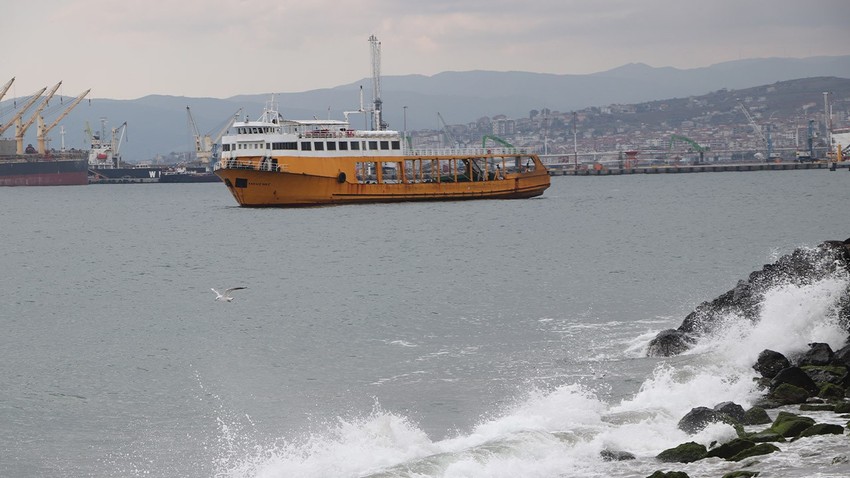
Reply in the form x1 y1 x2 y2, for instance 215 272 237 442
2 55 849 162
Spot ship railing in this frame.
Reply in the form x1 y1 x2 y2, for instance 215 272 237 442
404 146 527 157
215 158 286 172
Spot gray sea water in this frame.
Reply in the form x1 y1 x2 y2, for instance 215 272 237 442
1 171 849 478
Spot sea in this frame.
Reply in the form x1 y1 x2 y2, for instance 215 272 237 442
1 171 849 478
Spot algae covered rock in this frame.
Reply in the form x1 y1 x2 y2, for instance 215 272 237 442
741 406 771 425
729 442 780 461
770 411 816 438
797 423 845 439
721 471 760 478
705 438 756 460
769 383 809 405
646 471 691 478
656 441 707 463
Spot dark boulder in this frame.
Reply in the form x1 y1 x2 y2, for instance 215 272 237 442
769 383 809 405
770 411 816 438
771 366 819 394
722 472 760 478
797 343 834 366
713 402 746 423
741 406 771 425
656 441 707 463
753 350 790 378
647 329 694 357
647 472 691 478
705 438 756 460
678 407 737 434
834 344 850 367
729 443 780 461
797 423 844 439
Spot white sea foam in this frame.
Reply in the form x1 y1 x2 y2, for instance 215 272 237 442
218 269 850 478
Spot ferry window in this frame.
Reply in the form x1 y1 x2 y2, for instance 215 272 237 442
368 141 378 150
380 141 389 150
314 142 325 151
351 141 360 150
266 143 270 149
301 142 312 151
327 142 337 151
222 144 230 151
355 161 377 183
391 141 400 150
339 142 348 151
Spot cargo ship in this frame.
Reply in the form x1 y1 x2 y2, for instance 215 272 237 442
159 166 220 183
213 36 549 207
0 140 88 186
86 120 165 183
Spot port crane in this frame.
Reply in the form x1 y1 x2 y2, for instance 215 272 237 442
36 89 90 154
368 34 385 130
437 112 457 147
0 77 15 103
186 106 241 165
15 82 62 154
669 134 708 162
0 86 47 137
737 101 774 160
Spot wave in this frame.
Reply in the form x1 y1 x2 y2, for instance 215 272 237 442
215 265 849 478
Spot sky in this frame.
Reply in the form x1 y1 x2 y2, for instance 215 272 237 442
4 0 850 100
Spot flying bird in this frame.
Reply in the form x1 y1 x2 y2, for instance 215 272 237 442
211 287 246 302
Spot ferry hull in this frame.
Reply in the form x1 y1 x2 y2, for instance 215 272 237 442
215 168 550 207
0 158 89 186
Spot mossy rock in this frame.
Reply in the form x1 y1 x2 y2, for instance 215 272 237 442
706 438 756 460
796 423 845 439
742 406 771 425
770 383 809 404
730 443 781 462
799 403 836 411
770 412 816 438
834 401 850 413
746 430 786 443
646 472 691 478
819 383 846 401
801 364 848 376
656 441 707 463
722 471 760 478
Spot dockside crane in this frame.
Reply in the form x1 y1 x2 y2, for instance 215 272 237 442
437 112 457 147
0 77 15 103
16 81 62 154
36 89 90 154
369 34 385 130
669 134 708 163
187 106 242 165
0 86 47 137
737 101 773 160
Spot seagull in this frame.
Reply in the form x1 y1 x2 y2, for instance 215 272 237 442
211 287 246 302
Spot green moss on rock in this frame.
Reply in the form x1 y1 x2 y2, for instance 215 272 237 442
730 443 781 462
656 442 707 463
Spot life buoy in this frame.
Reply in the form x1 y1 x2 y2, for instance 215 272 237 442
346 131 354 137
337 172 347 183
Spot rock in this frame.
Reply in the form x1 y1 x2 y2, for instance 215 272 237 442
797 343 834 366
741 406 771 425
796 423 845 439
647 329 694 357
799 403 836 411
834 401 850 413
771 366 819 394
677 407 736 434
753 350 791 378
722 471 761 478
714 402 746 422
646 472 691 478
730 443 781 462
600 449 636 461
656 441 707 463
769 383 809 405
835 344 850 367
802 365 849 387
770 411 816 438
705 438 756 460
819 383 846 401
746 430 786 443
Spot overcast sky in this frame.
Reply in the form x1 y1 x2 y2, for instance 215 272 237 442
4 0 850 100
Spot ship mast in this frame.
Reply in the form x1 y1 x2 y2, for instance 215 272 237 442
369 34 383 131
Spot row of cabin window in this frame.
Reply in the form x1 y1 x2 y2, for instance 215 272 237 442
223 140 402 152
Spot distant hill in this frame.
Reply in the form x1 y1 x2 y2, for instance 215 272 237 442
2 55 849 161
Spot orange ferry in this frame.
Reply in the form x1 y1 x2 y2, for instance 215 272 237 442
214 37 549 207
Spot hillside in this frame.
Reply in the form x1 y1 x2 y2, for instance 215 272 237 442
1 55 848 162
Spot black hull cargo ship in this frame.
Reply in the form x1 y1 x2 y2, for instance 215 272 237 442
0 152 88 186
